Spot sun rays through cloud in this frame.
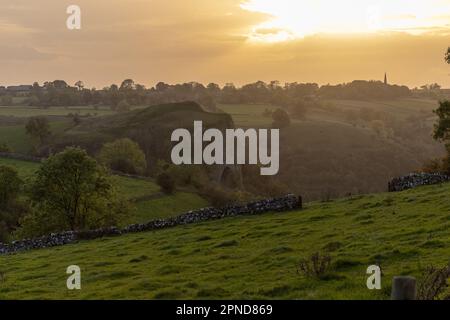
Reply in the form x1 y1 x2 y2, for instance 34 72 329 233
241 0 450 42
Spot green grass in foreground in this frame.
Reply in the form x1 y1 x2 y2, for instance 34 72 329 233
131 193 209 223
0 183 449 299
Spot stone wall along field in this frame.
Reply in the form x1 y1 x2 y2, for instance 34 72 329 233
0 194 302 255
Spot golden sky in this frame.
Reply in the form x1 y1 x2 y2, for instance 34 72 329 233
0 0 449 88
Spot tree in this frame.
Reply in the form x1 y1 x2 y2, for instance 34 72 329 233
433 100 450 173
0 166 26 242
156 172 175 194
26 147 128 234
25 116 51 147
272 108 291 128
120 79 135 91
75 80 84 91
445 47 450 64
433 101 450 142
290 99 308 120
117 100 130 112
98 138 147 175
0 166 22 210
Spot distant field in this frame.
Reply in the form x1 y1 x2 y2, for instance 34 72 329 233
220 99 439 128
0 157 209 224
327 98 438 120
0 121 71 154
1 182 449 299
0 106 115 117
218 104 276 127
0 157 39 178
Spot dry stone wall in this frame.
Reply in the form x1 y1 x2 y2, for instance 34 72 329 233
0 194 302 255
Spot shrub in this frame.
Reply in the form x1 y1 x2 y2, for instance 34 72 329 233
157 172 175 194
117 100 131 112
25 116 51 147
297 252 332 278
0 143 12 153
272 108 291 128
417 263 450 300
98 138 147 175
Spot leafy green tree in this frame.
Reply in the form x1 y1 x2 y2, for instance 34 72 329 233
0 166 26 242
25 116 51 147
433 100 450 173
98 138 147 175
272 108 291 128
433 101 450 142
0 166 22 210
20 147 128 236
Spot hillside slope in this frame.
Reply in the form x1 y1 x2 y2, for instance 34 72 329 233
219 99 445 200
1 183 449 299
45 102 234 172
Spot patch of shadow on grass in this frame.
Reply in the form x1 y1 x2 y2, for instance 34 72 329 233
91 271 138 281
353 214 373 222
93 261 116 267
196 235 212 242
333 258 364 270
420 240 445 249
196 287 229 298
323 241 342 252
309 214 334 222
258 284 292 298
156 265 182 276
214 240 239 248
266 246 294 254
371 249 420 262
129 280 161 292
153 289 183 299
129 255 149 263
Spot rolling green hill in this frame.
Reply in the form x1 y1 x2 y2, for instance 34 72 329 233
1 182 449 300
47 102 234 171
219 99 445 200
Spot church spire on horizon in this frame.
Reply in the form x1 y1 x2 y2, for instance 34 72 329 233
384 72 388 85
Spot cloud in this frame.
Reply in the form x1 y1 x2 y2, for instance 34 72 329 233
0 0 448 88
0 45 54 61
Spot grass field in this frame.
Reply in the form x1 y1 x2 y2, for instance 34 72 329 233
0 182 449 299
0 106 115 117
219 98 439 128
218 104 276 127
0 121 72 154
0 157 209 225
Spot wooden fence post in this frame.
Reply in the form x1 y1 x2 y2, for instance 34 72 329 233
391 276 417 300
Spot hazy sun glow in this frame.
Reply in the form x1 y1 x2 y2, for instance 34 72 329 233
241 0 450 41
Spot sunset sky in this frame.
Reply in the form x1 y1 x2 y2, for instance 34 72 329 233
0 0 449 88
